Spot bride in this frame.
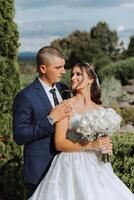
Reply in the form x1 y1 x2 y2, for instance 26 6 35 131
29 62 134 200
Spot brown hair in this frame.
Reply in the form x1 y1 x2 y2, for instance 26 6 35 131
36 46 64 71
71 62 102 105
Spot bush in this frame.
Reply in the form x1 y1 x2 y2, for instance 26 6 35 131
112 132 134 192
101 76 122 107
98 57 134 85
121 107 134 125
0 156 27 200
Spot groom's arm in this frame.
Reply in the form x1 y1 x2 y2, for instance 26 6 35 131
13 93 54 145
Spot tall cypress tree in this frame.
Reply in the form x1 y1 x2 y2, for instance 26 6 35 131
0 0 22 199
0 0 20 156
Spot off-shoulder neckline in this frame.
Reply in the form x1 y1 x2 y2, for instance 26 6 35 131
69 107 116 123
69 107 105 124
73 106 104 116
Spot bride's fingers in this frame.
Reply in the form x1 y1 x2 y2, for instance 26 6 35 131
104 148 113 155
98 138 109 146
103 136 111 142
101 137 112 145
100 143 113 154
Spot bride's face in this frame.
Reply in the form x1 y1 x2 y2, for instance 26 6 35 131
71 66 93 91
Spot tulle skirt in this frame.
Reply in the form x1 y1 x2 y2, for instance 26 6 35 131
29 151 134 200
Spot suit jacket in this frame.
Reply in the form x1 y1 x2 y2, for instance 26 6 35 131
13 77 70 185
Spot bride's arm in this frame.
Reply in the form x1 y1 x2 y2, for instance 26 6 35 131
55 117 109 152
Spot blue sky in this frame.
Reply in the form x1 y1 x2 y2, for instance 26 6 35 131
15 0 134 52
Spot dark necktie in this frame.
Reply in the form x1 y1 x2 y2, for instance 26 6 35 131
50 88 59 106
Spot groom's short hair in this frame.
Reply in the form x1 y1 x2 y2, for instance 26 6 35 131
36 46 64 70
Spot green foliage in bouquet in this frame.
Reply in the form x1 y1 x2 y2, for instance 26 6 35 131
112 132 134 192
98 57 134 85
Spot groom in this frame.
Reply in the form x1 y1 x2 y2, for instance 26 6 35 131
13 46 71 198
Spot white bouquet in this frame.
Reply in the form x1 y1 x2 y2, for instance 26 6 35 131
68 107 122 162
76 108 121 141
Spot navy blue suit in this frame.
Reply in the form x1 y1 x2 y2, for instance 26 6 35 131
13 77 70 186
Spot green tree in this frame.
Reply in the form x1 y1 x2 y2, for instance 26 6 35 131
125 35 134 57
52 22 124 69
90 22 122 60
0 0 19 59
52 28 110 68
0 0 22 199
52 30 91 67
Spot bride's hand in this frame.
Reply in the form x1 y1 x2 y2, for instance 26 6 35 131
100 142 113 155
92 136 113 155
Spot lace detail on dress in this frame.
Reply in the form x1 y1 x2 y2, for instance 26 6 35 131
57 152 107 188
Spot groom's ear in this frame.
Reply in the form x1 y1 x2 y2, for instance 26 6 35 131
40 64 47 74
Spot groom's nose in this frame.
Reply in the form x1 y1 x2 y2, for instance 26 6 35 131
61 67 66 74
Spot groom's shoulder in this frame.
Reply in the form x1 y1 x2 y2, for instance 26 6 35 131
15 77 38 98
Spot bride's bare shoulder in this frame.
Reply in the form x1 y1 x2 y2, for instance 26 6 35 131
91 102 103 109
64 96 76 104
64 97 77 113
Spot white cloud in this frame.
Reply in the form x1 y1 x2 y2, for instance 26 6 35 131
117 25 125 32
19 35 60 52
121 2 134 8
16 0 132 10
15 1 134 52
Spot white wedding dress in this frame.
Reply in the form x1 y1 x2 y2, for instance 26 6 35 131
29 110 134 200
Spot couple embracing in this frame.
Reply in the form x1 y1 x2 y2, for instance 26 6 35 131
13 46 134 200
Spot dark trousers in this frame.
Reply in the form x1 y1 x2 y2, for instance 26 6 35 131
26 183 38 199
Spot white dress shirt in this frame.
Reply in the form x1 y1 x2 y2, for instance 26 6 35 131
38 78 63 107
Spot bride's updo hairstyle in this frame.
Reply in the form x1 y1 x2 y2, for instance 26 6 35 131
71 62 102 105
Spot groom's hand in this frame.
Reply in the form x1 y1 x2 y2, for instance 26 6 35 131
48 101 72 123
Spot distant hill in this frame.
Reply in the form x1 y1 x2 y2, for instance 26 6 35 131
18 52 36 61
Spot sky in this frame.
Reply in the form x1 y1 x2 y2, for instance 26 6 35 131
15 0 134 52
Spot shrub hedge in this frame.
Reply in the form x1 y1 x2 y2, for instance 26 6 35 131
112 132 134 192
98 57 134 85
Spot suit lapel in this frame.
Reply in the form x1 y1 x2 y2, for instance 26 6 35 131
34 77 52 113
